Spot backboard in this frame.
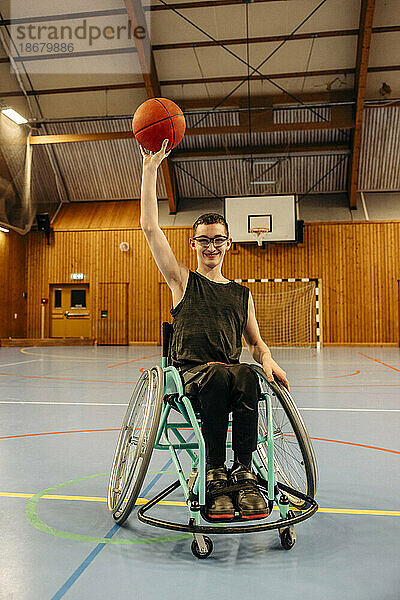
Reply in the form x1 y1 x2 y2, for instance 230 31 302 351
225 195 297 243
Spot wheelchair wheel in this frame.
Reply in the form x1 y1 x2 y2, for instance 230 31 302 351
107 365 164 525
279 511 297 550
253 365 318 509
191 536 213 559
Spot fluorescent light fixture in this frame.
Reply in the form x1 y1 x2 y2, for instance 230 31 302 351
0 226 9 232
1 108 28 124
253 159 278 165
251 181 276 185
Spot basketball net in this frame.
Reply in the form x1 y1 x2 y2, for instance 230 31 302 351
249 227 269 247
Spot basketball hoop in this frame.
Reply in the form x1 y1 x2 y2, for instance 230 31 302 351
249 227 269 247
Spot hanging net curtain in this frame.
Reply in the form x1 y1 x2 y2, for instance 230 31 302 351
0 113 34 233
0 113 65 233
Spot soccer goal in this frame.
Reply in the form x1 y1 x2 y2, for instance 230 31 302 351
234 278 321 350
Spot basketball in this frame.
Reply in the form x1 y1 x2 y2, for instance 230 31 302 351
132 97 186 152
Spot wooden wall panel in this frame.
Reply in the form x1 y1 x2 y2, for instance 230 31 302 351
52 201 140 230
26 220 400 346
0 229 26 339
98 283 128 344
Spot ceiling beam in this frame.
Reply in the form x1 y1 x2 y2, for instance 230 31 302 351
161 68 356 87
124 0 160 98
2 64 400 98
154 29 358 50
0 82 144 97
124 0 177 214
28 115 355 145
348 0 376 210
153 25 400 49
182 90 354 109
28 133 135 144
172 143 351 161
147 0 290 8
368 64 400 73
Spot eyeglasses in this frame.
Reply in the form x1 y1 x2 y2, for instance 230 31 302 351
192 236 228 248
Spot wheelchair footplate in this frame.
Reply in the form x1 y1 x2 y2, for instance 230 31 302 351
198 475 275 524
137 475 318 557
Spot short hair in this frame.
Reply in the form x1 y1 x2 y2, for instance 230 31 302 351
192 213 229 237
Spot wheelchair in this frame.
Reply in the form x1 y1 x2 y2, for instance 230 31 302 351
107 323 318 559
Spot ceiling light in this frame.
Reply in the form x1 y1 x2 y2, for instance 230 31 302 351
250 181 276 185
252 159 278 165
1 108 28 124
0 226 9 233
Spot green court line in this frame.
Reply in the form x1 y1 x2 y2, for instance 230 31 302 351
25 473 191 545
21 473 400 547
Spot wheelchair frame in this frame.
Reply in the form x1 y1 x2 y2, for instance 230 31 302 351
108 323 318 558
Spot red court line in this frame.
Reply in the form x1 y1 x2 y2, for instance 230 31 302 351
1 428 399 455
107 355 159 369
358 353 400 373
294 384 400 387
303 370 360 380
1 373 398 388
0 372 136 384
310 436 400 455
0 428 120 440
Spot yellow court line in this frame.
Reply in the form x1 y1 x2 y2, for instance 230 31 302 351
19 348 111 362
1 492 399 516
316 507 400 516
0 492 187 507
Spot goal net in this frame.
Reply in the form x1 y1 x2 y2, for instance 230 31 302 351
235 278 320 349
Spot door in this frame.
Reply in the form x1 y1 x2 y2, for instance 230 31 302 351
50 285 91 338
97 283 129 345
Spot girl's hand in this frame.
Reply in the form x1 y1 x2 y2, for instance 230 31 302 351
139 139 171 170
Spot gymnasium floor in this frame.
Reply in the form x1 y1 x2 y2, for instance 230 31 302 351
1 345 399 600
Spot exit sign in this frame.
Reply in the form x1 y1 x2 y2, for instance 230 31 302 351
71 273 84 280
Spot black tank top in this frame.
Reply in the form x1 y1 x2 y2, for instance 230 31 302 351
168 270 249 371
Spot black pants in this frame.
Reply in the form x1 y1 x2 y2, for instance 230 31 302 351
179 362 260 468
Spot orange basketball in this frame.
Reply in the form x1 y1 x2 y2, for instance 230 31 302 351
132 98 186 153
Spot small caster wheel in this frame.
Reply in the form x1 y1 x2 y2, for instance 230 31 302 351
191 536 213 559
280 527 296 550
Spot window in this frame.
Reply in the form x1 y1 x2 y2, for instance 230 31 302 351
54 289 62 308
71 289 86 308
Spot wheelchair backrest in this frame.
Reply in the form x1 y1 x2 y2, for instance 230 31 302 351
162 322 173 365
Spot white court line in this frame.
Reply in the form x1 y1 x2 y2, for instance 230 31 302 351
0 401 399 412
0 359 43 368
299 407 400 412
0 401 127 406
